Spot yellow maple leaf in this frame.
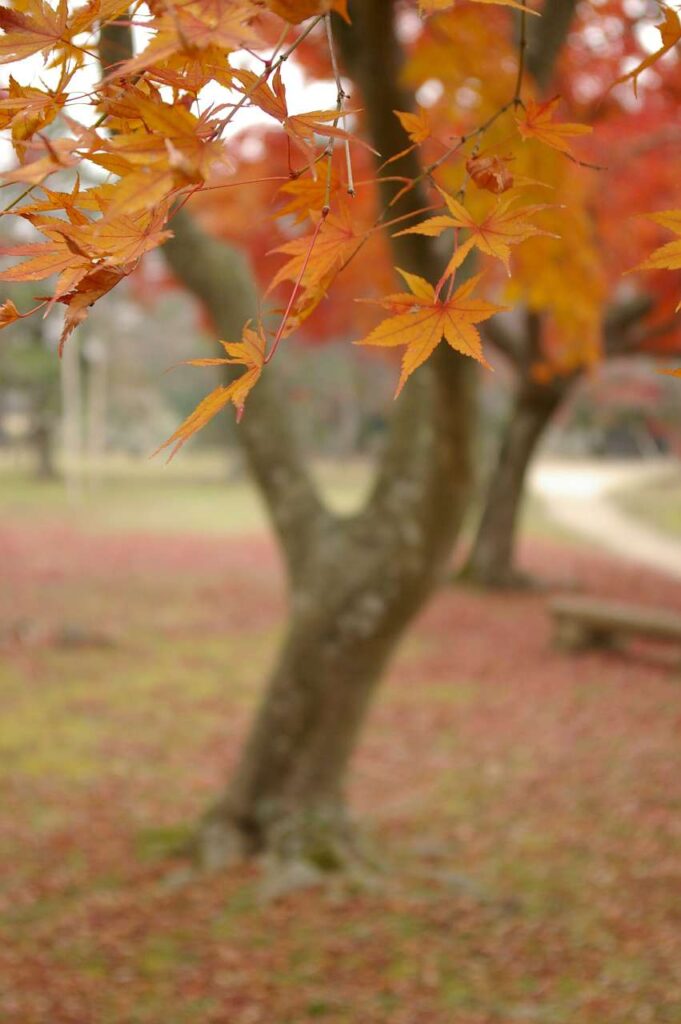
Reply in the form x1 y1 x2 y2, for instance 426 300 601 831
635 210 681 311
398 188 552 277
355 268 505 394
155 326 267 460
394 107 432 145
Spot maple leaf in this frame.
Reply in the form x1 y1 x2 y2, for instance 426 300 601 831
0 206 172 341
78 91 231 217
110 1 261 81
269 203 367 295
154 326 266 460
0 0 68 64
1 136 80 186
398 189 552 277
0 74 69 156
265 0 349 24
466 154 514 195
635 210 681 311
0 298 21 330
277 173 344 222
56 266 127 353
232 67 367 168
616 6 681 96
394 108 432 146
516 97 592 156
355 268 505 394
418 0 538 14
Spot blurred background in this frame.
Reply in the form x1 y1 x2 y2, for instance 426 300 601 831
2 1 681 1022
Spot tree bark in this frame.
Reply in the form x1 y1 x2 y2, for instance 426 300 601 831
463 374 570 588
465 294 654 590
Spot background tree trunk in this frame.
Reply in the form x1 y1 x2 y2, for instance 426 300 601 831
465 293 653 589
32 416 57 480
463 375 570 588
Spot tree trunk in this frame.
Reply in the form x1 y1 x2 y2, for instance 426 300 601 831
464 376 570 588
195 422 470 868
32 417 57 480
156 0 477 870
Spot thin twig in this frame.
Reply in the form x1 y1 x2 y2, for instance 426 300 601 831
265 211 328 365
325 13 354 198
514 9 527 105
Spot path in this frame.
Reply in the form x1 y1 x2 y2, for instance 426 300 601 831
529 456 681 581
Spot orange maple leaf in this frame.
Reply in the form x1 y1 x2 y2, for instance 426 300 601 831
466 154 514 195
418 0 538 14
110 1 261 81
265 0 349 24
516 97 592 156
398 188 552 277
0 0 68 64
0 298 21 330
616 6 681 96
0 204 172 346
1 135 81 186
0 73 70 156
154 326 267 460
355 268 505 394
269 203 366 295
232 67 366 168
635 210 681 311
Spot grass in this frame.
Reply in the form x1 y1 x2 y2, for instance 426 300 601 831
0 452 576 549
0 453 374 534
616 470 681 538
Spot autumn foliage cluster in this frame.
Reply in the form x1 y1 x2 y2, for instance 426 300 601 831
0 0 679 455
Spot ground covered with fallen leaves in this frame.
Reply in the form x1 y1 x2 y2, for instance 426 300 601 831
1 476 681 1024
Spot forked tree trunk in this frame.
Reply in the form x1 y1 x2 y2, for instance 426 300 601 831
164 200 474 869
463 376 570 588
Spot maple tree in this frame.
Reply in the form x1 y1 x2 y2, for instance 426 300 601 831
0 0 679 870
463 1 681 587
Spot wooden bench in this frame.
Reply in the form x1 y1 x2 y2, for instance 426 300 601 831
549 594 681 653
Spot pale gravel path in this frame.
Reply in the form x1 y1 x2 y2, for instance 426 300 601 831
529 457 681 581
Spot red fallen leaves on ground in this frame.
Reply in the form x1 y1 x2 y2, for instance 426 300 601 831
1 522 681 1024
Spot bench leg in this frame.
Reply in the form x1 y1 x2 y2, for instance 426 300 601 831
553 620 617 653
